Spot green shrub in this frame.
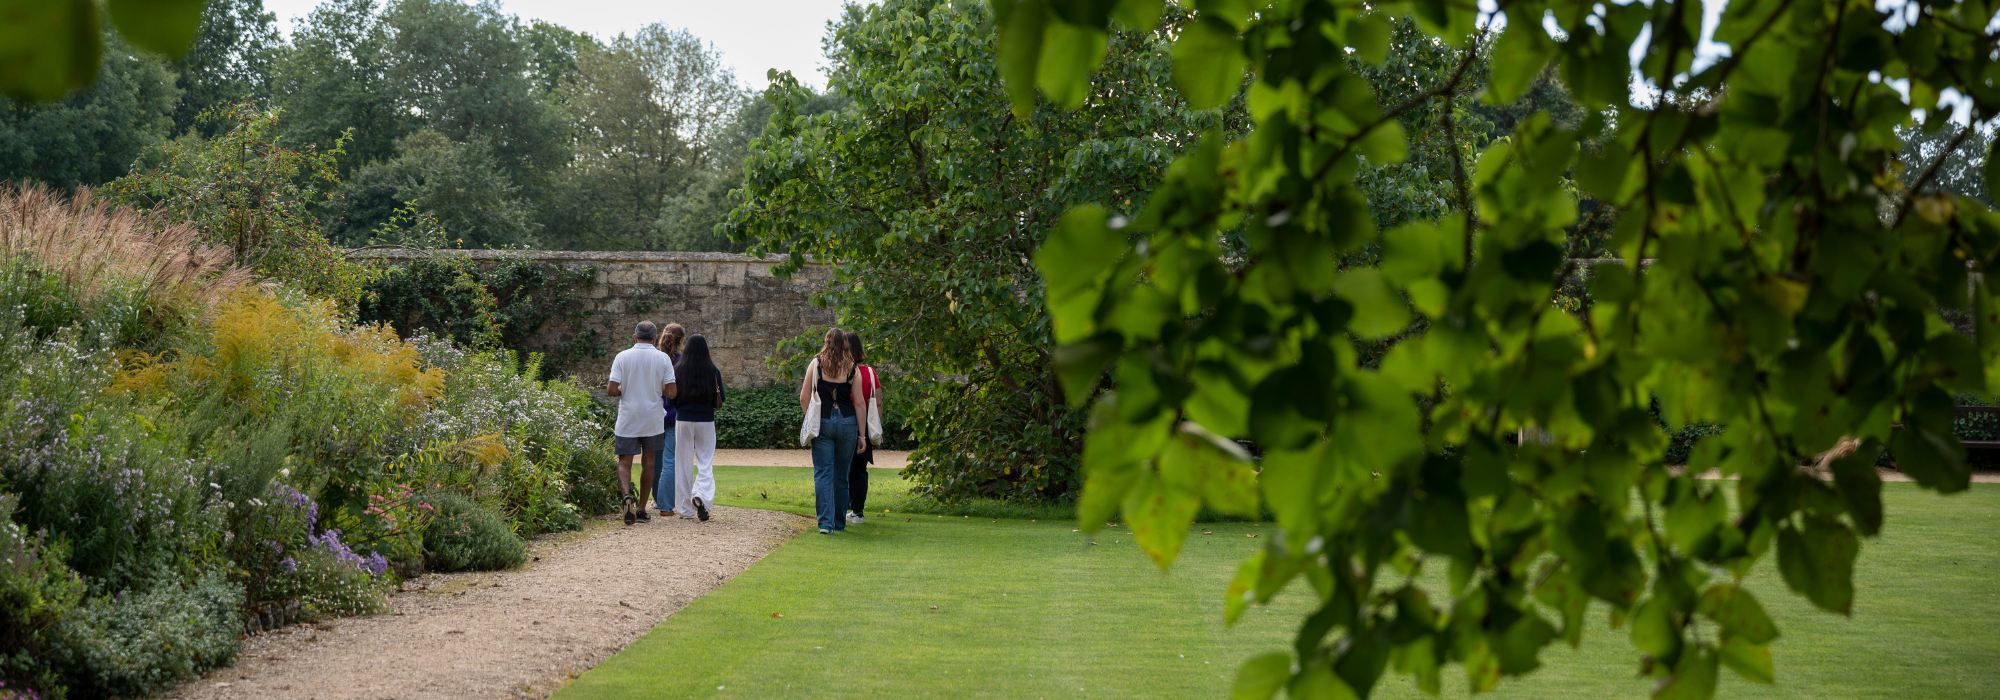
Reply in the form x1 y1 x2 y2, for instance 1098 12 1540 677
357 257 504 350
0 494 85 700
901 378 1085 501
407 338 617 529
0 318 225 594
422 494 528 572
3 421 227 594
48 573 242 700
557 442 621 519
716 385 918 450
715 386 803 449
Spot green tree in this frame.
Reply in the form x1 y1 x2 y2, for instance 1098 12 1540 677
1007 1 2000 698
558 24 746 249
520 20 599 98
170 0 282 137
104 106 369 306
272 0 402 167
0 33 179 189
378 0 568 199
272 0 567 202
1466 65 1588 147
339 130 542 247
729 0 1246 500
655 86 848 252
1347 19 1481 242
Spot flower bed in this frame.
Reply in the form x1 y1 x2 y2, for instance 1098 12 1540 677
0 233 616 698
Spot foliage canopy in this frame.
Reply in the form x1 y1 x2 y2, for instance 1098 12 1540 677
1002 0 2000 698
731 0 1246 500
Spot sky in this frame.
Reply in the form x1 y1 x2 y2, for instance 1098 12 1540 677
261 0 874 88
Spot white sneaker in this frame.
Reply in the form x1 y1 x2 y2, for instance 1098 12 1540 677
846 512 864 524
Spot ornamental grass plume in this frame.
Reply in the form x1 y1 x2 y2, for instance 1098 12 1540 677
0 182 248 318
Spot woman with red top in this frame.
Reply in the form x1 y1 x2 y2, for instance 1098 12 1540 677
843 330 883 524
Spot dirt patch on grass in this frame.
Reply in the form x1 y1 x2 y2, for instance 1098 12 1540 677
164 506 809 700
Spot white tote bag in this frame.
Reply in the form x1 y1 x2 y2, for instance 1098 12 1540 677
797 359 822 447
860 365 885 445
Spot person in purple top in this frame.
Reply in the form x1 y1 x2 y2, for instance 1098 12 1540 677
652 323 686 515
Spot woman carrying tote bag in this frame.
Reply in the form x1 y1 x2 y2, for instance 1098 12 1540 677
798 328 863 534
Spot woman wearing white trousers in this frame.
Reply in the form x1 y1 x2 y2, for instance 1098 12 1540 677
670 334 725 520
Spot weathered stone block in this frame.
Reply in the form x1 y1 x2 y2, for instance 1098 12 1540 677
690 262 718 286
717 262 747 287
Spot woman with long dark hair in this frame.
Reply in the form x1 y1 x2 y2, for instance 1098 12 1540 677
797 327 862 534
844 330 883 524
671 333 725 521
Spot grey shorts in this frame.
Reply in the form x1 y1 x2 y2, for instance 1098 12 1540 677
614 433 665 456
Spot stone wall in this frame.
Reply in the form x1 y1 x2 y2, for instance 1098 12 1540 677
354 249 833 388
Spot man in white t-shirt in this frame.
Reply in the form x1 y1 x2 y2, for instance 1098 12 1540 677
606 321 676 525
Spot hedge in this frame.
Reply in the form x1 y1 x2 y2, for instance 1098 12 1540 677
715 386 915 450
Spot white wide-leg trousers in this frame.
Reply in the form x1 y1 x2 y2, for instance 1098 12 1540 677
674 421 717 517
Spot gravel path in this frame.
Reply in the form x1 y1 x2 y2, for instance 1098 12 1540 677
165 506 809 700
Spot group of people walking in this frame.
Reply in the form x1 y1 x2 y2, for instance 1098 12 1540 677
604 321 884 534
606 321 724 524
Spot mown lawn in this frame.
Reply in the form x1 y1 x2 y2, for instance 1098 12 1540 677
704 463 1076 520
561 468 2000 700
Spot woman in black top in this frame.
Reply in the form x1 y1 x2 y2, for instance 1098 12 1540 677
671 334 725 521
799 327 861 534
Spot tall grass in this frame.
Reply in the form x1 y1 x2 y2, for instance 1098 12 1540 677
0 183 248 346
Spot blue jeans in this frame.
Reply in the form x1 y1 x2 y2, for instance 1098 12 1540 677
812 412 858 531
651 427 677 513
